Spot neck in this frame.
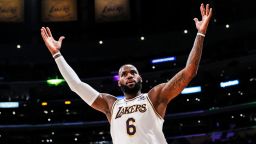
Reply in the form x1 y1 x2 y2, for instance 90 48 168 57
124 91 142 100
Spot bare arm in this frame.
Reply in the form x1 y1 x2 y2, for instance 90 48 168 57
91 94 117 122
149 4 213 117
158 34 205 102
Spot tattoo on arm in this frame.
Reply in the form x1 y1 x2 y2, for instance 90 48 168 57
157 70 190 103
159 36 205 102
172 72 186 90
186 36 204 70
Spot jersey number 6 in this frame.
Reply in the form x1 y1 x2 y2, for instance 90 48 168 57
126 118 136 135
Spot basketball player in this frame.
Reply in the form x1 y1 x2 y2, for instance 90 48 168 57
41 3 212 144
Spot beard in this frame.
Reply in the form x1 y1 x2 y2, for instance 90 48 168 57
120 80 142 95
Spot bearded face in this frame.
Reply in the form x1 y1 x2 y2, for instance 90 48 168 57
118 64 143 96
119 79 142 95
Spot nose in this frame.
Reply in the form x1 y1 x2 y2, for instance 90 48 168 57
126 73 134 79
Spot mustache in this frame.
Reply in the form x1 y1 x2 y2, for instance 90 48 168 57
120 80 142 95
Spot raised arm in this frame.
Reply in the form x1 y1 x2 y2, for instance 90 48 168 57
149 4 212 117
40 27 64 55
40 27 116 121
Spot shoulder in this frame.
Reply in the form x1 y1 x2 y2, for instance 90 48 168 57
91 93 117 111
148 83 166 97
148 83 168 105
91 93 118 119
100 93 118 104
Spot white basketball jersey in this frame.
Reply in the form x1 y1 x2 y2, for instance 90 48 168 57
110 93 167 144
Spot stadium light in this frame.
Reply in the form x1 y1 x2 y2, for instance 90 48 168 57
47 78 65 86
113 75 119 81
181 86 202 94
151 56 176 64
65 100 71 105
220 80 239 88
116 95 124 99
0 102 19 108
41 102 48 106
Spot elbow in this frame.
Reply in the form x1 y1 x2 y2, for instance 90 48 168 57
185 65 198 79
187 71 197 80
69 81 83 93
190 68 198 78
70 86 77 93
184 68 197 80
191 71 197 78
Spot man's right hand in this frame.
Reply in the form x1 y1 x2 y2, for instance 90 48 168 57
41 27 65 55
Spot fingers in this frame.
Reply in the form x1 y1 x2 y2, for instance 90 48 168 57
40 27 53 38
41 27 49 38
200 3 205 16
193 18 199 23
46 27 52 37
41 27 48 41
201 3 212 16
205 4 209 15
58 36 65 43
208 8 213 18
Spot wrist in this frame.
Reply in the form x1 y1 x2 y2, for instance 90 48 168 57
52 51 62 59
197 32 205 37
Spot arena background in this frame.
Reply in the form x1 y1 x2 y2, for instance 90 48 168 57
0 0 256 143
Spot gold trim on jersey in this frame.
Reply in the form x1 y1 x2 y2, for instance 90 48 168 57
124 94 143 102
111 99 119 118
146 95 164 120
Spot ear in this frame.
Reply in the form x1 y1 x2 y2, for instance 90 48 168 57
139 76 143 83
118 80 121 87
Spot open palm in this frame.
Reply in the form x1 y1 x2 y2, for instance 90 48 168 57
193 3 213 34
41 27 65 55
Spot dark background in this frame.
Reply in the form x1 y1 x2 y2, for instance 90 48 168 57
0 0 256 143
0 0 255 81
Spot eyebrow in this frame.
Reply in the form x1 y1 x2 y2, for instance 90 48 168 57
121 69 137 75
